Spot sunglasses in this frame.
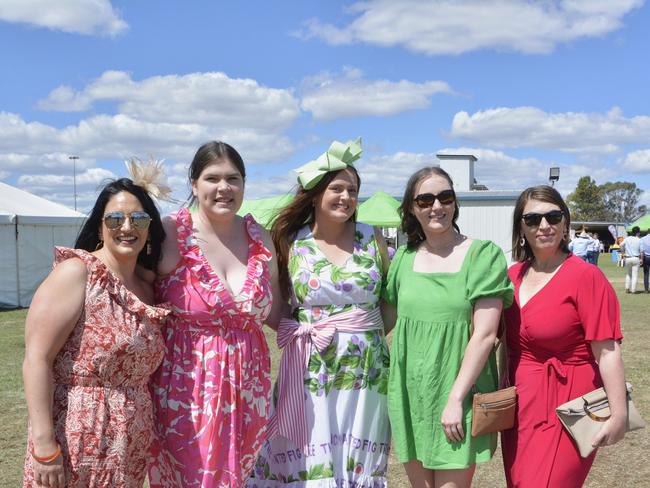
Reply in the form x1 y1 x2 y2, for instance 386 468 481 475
521 210 564 227
413 190 456 208
103 211 152 230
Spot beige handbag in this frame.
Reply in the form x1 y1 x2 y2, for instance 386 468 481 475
555 382 646 458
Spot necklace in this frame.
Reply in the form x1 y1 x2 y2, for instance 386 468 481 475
421 233 465 254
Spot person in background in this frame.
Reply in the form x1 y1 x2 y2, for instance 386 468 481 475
23 169 169 488
639 228 650 293
248 138 391 487
621 226 642 294
502 185 627 487
382 167 513 488
587 232 601 266
568 226 591 261
148 141 282 487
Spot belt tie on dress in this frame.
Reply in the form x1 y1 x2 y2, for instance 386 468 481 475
540 358 567 429
267 307 383 448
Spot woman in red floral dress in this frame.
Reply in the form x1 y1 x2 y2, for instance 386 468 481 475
23 173 170 488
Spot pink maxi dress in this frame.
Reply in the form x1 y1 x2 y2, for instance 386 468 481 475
148 208 273 488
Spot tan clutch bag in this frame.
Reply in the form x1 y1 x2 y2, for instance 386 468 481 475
555 382 646 458
471 386 517 437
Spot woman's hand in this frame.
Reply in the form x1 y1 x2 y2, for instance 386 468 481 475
32 444 65 487
592 415 627 448
441 397 465 443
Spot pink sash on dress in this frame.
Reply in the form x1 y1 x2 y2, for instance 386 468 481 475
267 307 383 448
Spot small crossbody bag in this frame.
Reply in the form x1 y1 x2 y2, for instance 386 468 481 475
470 316 517 437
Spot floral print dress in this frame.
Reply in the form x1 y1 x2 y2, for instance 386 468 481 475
23 248 169 488
148 208 273 488
248 223 390 488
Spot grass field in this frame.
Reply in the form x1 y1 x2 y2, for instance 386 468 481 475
1 256 648 487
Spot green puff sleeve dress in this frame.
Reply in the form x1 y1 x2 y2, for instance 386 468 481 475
383 239 514 470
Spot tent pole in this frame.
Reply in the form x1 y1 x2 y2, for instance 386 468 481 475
14 216 21 308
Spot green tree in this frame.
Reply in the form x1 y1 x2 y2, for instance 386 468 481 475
566 176 606 221
600 181 647 222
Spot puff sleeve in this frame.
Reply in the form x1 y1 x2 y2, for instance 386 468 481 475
466 240 514 308
576 264 623 341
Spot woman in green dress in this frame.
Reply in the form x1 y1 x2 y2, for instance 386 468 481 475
382 167 513 488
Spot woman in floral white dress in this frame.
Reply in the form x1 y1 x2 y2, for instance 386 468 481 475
247 138 391 487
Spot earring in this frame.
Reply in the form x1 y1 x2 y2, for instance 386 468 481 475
146 240 152 255
519 236 526 247
95 240 103 251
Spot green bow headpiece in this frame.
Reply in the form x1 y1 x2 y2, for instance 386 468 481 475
295 137 362 190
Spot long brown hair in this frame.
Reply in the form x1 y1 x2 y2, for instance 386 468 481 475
271 167 361 300
511 185 570 262
399 167 460 250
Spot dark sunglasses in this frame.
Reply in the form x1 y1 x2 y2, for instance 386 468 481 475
103 211 152 230
521 210 564 227
413 190 456 208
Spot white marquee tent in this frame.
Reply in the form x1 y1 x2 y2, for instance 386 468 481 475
0 182 85 308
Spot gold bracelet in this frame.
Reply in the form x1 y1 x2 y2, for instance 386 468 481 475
32 444 61 463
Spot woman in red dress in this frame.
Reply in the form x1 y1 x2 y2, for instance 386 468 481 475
502 185 628 488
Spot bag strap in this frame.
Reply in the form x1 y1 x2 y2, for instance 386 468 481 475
465 244 510 391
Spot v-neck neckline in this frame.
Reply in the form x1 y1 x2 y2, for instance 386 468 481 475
191 212 253 302
517 256 568 310
308 224 360 269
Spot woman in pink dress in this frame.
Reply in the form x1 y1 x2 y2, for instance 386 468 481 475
148 141 282 487
502 185 628 488
23 175 169 488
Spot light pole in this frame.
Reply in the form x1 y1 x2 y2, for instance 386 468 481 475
68 155 79 211
549 167 560 186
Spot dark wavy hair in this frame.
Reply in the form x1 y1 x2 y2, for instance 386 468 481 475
186 141 246 207
399 167 460 250
271 167 361 300
511 185 570 262
75 178 165 270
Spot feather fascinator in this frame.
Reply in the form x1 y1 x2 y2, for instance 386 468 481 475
125 157 173 201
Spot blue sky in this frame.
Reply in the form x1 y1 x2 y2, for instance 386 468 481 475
1 0 650 213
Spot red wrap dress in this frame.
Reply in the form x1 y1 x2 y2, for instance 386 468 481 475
502 255 622 488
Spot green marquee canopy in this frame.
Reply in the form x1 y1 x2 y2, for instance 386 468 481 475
626 214 650 233
235 191 402 229
357 191 401 227
237 193 294 228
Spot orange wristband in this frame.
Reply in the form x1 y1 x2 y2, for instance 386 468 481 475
32 444 61 463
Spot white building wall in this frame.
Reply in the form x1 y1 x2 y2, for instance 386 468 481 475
457 199 516 263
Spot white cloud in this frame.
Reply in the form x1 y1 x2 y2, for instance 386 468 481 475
438 147 618 196
356 151 439 197
301 67 452 120
353 146 619 198
296 0 643 55
2 74 298 172
0 0 127 36
18 167 116 189
450 107 650 153
38 71 301 131
621 149 650 174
